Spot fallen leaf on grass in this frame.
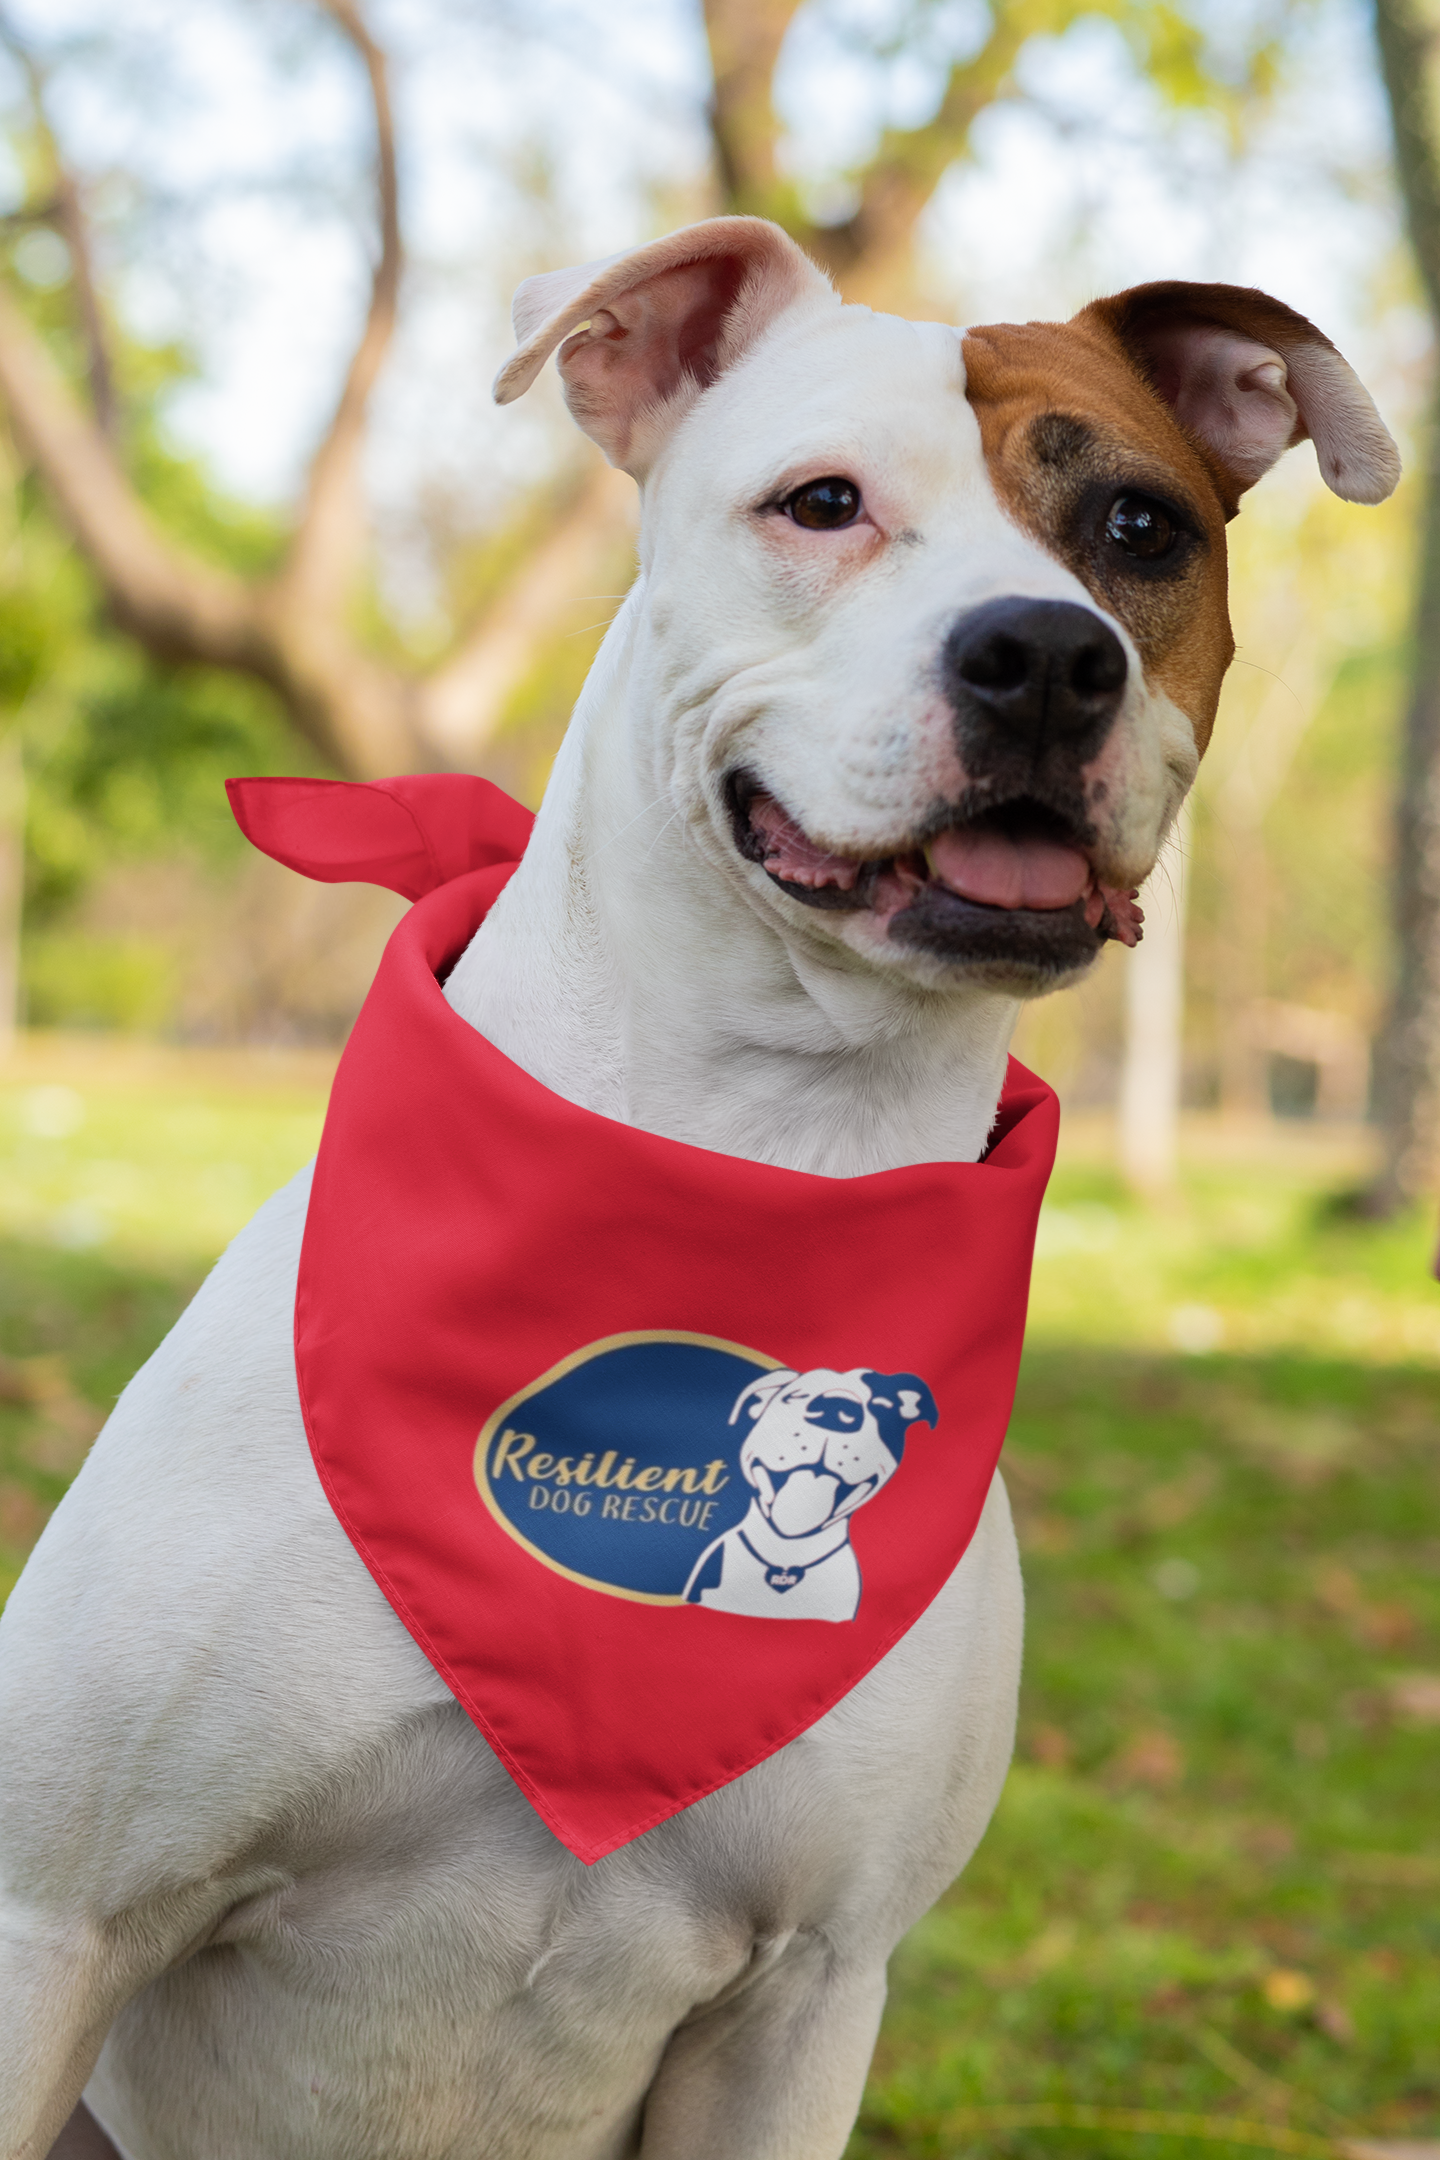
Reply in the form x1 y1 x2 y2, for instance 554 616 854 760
1013 1920 1077 1978
1242 1822 1297 1864
1342 2144 1440 2160
1029 1723 1072 1769
1314 1567 1417 1652
1144 1980 1190 2016
0 1482 50 1549
1263 1968 1316 2012
1133 1462 1218 1534
1335 1852 1440 1887
1 1353 103 1475
1018 1511 1074 1555
1316 1563 1364 1616
1342 1689 1388 1731
1359 1603 1417 1651
1386 1672 1440 1724
1316 2000 1356 2046
1112 1728 1184 1790
1231 1407 1361 1487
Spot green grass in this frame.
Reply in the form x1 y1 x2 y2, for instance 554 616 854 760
850 1139 1440 2159
0 1034 329 1599
852 1341 1439 2158
0 1041 1436 2153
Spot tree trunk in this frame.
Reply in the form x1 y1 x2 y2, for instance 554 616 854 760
1208 621 1324 1121
1118 803 1192 1195
0 724 23 1054
1370 368 1440 1203
1216 806 1269 1119
1371 0 1440 1208
419 466 636 764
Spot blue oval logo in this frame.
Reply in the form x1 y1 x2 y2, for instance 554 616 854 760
474 1332 939 1621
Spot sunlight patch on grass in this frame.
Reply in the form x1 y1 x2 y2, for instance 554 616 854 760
0 1033 331 1266
1029 1118 1440 1365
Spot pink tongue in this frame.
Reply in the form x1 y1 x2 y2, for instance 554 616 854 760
927 827 1090 911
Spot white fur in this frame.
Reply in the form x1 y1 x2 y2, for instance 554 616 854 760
449 301 1194 1174
2 241 1230 2160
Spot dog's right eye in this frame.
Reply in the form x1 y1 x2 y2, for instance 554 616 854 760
1105 493 1177 560
785 477 863 530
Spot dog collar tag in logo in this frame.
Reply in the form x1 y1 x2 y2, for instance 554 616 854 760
474 1331 938 1623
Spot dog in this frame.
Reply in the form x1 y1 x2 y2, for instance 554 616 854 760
684 1367 938 1620
0 215 1396 2160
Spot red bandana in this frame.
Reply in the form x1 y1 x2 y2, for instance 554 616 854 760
229 774 1059 1863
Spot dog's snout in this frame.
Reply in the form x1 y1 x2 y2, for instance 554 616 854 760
943 597 1127 753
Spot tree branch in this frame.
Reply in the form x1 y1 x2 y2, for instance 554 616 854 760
698 0 1036 299
51 165 117 441
0 0 802 787
0 269 420 775
418 463 635 762
702 0 808 221
0 10 118 438
0 278 252 662
1374 0 1440 323
803 11 1032 288
277 0 403 622
1368 0 1440 1204
0 0 424 778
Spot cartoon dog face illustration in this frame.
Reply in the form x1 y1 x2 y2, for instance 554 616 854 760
684 1367 937 1622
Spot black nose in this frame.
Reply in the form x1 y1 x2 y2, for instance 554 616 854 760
942 597 1127 753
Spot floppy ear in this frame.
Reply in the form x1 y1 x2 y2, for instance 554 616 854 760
860 1369 938 1444
1078 281 1400 507
729 1370 798 1426
492 216 834 476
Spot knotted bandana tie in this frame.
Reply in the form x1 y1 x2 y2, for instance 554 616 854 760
229 773 1059 1863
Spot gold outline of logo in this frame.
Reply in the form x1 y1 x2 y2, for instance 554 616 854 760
473 1330 781 1604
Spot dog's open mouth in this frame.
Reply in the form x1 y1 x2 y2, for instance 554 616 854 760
729 777 1143 973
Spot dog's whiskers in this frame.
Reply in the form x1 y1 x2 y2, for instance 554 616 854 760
638 806 686 868
589 794 675 862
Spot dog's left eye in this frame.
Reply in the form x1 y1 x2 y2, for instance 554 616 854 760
805 1394 865 1431
785 477 863 530
1105 493 1176 560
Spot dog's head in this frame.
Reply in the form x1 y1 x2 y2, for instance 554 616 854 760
495 218 1397 996
728 1366 938 1539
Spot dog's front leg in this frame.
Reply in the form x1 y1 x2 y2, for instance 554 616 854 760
0 1895 185 2160
1 1859 284 2160
637 1937 887 2160
0 1913 117 2160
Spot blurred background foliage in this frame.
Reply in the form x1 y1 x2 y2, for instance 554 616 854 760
0 0 1421 1090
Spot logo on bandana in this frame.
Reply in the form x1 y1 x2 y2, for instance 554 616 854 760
474 1332 937 1622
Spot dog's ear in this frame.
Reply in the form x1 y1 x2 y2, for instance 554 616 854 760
860 1373 938 1460
1077 282 1400 508
729 1370 798 1426
493 217 834 476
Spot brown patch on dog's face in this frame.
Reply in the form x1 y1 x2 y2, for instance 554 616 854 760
962 313 1236 752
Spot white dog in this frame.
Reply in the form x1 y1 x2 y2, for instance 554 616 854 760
685 1367 938 1621
0 216 1396 2160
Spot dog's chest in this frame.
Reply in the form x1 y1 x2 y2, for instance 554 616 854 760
94 1701 884 2160
66 1166 1022 2159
